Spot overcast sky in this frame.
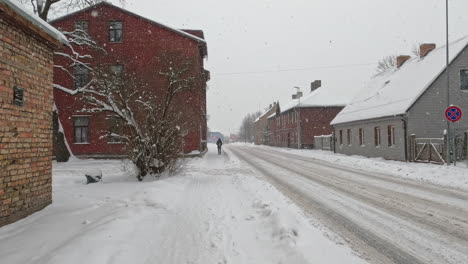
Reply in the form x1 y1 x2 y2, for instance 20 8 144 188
97 0 468 134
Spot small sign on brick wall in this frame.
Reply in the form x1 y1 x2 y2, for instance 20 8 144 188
13 86 24 106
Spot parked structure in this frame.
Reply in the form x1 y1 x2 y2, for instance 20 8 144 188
51 2 209 158
268 81 348 148
254 102 279 145
331 39 468 162
0 0 67 226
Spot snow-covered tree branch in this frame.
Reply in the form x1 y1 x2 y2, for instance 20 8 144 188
375 55 397 74
82 53 198 180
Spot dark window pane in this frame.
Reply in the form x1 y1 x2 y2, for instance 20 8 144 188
109 21 123 42
75 127 82 142
74 117 89 143
461 70 468 90
74 66 89 89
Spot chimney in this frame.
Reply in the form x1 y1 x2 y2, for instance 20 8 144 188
396 55 411 68
311 80 322 92
419 43 436 58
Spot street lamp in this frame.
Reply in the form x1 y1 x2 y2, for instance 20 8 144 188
445 0 452 165
292 86 303 149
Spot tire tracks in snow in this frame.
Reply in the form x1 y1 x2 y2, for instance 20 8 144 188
229 146 468 264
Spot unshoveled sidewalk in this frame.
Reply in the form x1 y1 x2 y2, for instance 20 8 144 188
0 145 365 264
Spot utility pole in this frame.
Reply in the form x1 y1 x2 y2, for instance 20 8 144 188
445 0 451 166
293 86 303 149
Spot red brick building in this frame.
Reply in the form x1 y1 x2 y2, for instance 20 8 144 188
267 81 347 148
51 3 209 158
0 0 67 226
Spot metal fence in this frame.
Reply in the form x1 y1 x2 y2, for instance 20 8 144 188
409 131 468 165
314 134 334 151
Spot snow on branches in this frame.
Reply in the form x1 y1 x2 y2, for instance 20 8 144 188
83 53 198 180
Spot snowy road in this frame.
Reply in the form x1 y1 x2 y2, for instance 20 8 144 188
229 145 468 264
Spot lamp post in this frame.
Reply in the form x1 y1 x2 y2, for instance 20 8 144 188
293 86 303 149
445 0 451 165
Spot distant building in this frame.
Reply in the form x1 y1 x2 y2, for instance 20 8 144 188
331 40 468 161
208 132 225 143
268 81 348 148
0 0 67 226
51 2 209 158
254 102 279 145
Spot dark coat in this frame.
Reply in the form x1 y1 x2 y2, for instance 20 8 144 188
216 138 223 147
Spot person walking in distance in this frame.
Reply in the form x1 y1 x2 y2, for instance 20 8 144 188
216 138 223 155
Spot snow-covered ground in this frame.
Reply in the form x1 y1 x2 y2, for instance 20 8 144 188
235 143 468 191
0 144 365 264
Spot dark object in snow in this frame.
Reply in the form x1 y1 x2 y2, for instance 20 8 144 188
53 111 70 162
216 138 223 155
85 169 102 184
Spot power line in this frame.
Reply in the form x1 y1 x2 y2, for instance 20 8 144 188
212 62 377 76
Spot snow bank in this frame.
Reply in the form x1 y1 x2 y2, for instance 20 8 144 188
247 144 468 191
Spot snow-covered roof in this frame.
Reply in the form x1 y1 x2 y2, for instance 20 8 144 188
266 112 277 119
255 104 278 122
2 0 68 44
51 2 206 44
281 86 349 113
331 36 468 125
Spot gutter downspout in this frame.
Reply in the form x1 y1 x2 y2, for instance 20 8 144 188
332 126 337 153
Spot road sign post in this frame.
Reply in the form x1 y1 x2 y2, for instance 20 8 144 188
445 106 463 165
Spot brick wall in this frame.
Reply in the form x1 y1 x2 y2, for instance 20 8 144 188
0 12 56 226
267 107 343 148
52 3 208 156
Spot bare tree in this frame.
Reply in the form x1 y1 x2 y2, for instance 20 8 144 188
239 111 261 143
18 0 113 161
375 55 396 74
18 0 126 20
81 53 199 180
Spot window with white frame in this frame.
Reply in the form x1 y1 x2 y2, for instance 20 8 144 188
74 117 89 143
374 127 381 146
109 21 123 42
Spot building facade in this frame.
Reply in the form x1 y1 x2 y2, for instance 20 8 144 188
254 102 279 145
267 81 347 148
332 41 468 161
51 3 209 158
0 0 67 226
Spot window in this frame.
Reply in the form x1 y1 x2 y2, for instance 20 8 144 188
74 65 89 89
339 130 343 145
374 127 381 146
108 116 124 143
75 20 88 33
359 128 364 146
387 125 395 146
109 21 123 42
461 69 468 90
74 117 89 143
347 129 351 145
110 64 124 75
